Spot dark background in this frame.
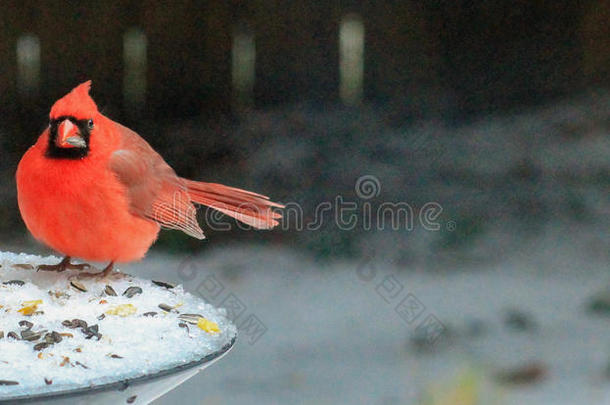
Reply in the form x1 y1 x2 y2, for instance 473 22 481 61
1 2 610 404
0 0 608 262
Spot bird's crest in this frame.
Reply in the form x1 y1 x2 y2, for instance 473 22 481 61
50 80 98 120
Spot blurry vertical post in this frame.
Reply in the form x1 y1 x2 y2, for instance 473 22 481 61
232 25 256 108
123 28 147 115
339 14 364 106
16 34 40 98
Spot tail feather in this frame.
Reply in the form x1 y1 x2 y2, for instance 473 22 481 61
184 180 284 229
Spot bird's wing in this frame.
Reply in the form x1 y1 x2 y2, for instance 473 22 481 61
108 123 205 239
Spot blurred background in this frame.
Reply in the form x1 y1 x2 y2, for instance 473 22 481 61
1 1 609 404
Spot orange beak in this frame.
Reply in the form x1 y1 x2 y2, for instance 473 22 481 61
56 119 86 148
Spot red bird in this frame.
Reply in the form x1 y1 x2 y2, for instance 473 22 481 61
16 81 282 277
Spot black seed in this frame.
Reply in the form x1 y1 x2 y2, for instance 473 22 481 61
97 314 106 321
70 280 87 292
34 342 49 351
82 324 101 340
152 280 175 289
75 361 88 369
158 303 175 313
110 354 123 359
19 320 33 329
44 378 53 385
7 331 20 340
21 330 44 341
49 331 62 343
143 312 157 317
3 280 25 286
123 286 143 298
73 319 88 329
126 395 137 403
104 285 117 296
61 320 73 327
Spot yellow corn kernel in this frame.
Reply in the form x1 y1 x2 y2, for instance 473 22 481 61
197 317 220 334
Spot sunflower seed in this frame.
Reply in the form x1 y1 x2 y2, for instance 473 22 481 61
19 320 33 329
143 312 157 317
0 331 4 339
21 330 45 341
0 380 19 386
152 280 175 289
44 331 62 344
123 286 142 298
33 342 49 351
70 280 87 292
82 325 101 340
63 319 87 329
7 331 20 340
3 280 25 286
104 285 117 296
158 303 176 313
12 263 34 270
178 314 203 325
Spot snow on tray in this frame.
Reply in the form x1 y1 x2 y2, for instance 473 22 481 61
0 252 237 399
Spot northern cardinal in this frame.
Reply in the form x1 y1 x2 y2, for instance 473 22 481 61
16 81 282 277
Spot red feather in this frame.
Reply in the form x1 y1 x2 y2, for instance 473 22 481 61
16 81 283 263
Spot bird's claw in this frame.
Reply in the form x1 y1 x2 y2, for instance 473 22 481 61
67 262 92 271
75 262 124 282
36 257 93 273
37 263 67 272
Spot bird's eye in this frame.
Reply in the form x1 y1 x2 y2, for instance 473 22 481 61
87 119 94 129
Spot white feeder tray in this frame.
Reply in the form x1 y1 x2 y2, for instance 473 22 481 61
0 252 237 404
3 338 235 404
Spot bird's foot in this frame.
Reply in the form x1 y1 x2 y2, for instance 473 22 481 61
76 262 124 281
37 256 93 273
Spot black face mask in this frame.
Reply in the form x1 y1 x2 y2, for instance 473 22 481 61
46 116 93 159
